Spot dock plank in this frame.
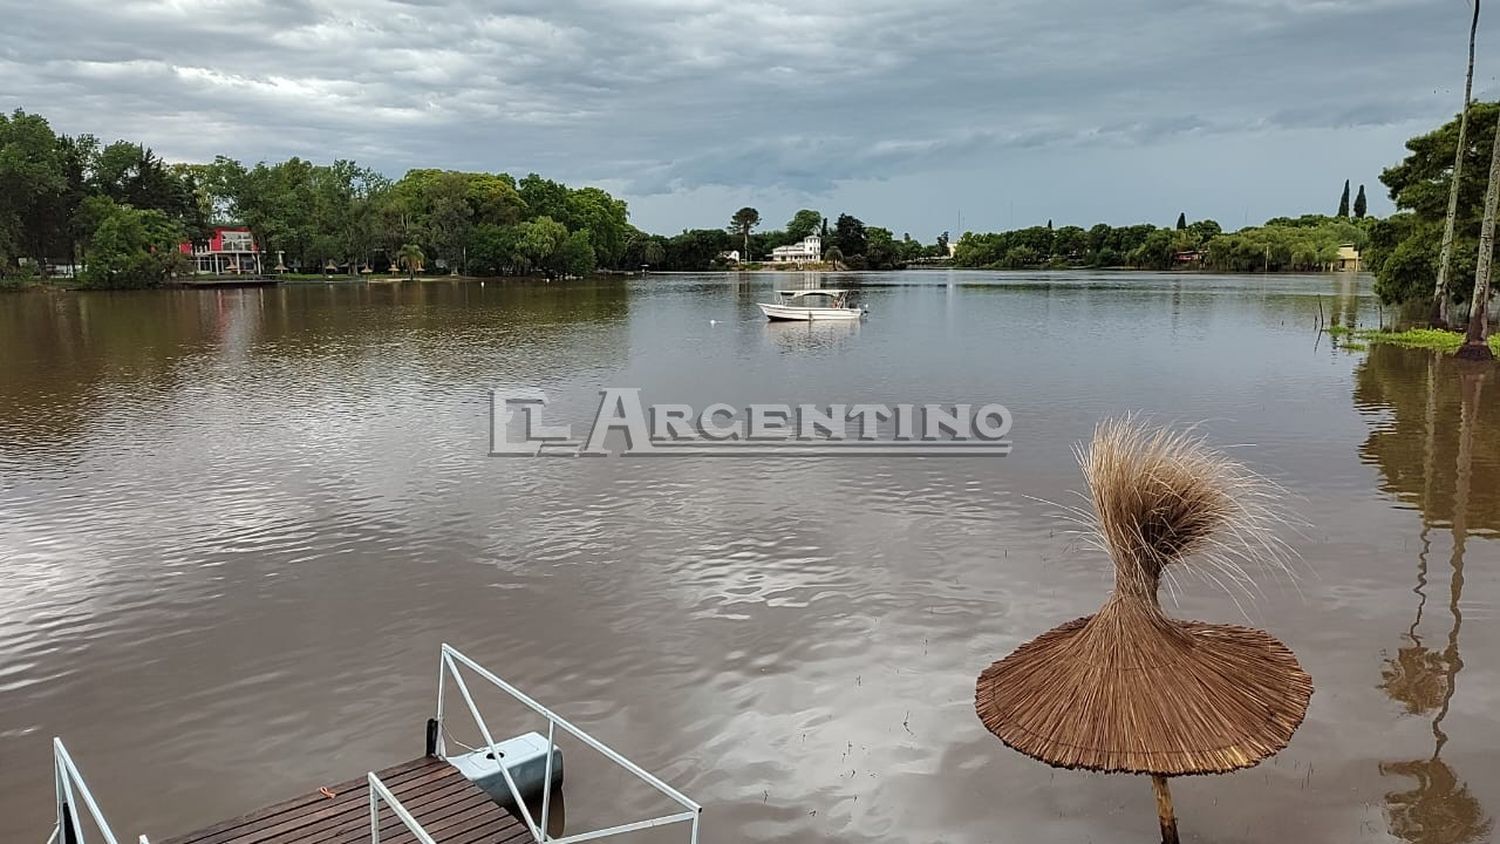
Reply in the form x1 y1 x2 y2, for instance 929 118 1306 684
158 756 526 844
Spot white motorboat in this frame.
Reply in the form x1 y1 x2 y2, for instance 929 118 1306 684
758 289 866 321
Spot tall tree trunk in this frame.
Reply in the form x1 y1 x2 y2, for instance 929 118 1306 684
1434 0 1481 328
1458 112 1500 360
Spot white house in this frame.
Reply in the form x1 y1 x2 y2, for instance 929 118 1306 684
770 235 822 263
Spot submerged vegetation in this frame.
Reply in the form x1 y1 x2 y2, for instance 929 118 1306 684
1335 327 1500 355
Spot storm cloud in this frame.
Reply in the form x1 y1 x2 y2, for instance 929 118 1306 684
0 0 1489 235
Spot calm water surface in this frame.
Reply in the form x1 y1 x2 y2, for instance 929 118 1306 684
1 271 1497 843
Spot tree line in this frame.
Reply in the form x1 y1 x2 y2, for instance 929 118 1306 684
0 108 635 287
950 213 1372 273
646 208 950 271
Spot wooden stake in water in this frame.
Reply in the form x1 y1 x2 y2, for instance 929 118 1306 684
1151 776 1180 844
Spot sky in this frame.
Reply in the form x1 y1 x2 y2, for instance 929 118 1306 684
2 0 1496 239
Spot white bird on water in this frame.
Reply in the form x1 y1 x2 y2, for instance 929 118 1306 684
709 319 719 326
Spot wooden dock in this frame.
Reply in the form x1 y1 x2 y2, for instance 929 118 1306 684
157 755 528 844
49 646 700 844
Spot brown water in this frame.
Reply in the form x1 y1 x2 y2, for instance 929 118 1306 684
1 271 1497 844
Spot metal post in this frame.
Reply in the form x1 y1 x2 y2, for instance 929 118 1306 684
444 653 543 843
541 721 556 840
434 646 447 758
54 745 65 842
691 812 700 844
369 781 380 844
58 759 82 844
61 803 79 844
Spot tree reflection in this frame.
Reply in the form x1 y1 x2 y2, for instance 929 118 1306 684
1362 351 1492 844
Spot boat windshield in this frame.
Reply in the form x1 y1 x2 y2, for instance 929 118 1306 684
775 290 850 306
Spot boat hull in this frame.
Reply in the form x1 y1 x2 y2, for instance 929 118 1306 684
758 303 864 321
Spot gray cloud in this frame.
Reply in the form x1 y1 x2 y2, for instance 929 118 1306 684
0 0 1484 235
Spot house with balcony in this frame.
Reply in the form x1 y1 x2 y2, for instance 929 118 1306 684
179 226 263 275
770 235 822 264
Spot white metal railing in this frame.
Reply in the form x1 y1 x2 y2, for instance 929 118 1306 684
49 738 150 844
367 773 437 844
431 643 702 844
50 648 699 844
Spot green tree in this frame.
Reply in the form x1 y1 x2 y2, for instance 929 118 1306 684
1377 102 1500 306
396 242 424 280
518 174 571 222
864 226 901 269
833 213 867 258
1186 219 1223 245
79 201 187 288
1000 245 1038 268
660 228 733 270
566 186 629 268
786 209 822 241
1338 179 1352 217
642 240 664 268
519 216 569 276
1354 184 1368 219
466 223 524 276
92 141 201 234
555 229 596 277
467 173 525 227
1127 228 1177 270
1054 225 1088 261
729 207 760 261
0 109 66 270
1176 212 1187 230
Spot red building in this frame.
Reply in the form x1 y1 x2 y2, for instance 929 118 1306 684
180 227 262 274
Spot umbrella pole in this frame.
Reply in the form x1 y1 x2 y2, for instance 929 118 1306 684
1150 776 1180 844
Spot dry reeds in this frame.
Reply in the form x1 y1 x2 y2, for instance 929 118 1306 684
975 418 1312 778
1072 417 1297 609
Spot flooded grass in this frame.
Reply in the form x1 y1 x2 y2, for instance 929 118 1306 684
1340 327 1500 355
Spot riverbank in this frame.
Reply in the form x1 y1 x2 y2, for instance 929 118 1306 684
0 271 622 292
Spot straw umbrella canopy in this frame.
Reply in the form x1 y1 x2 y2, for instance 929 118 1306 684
975 419 1312 842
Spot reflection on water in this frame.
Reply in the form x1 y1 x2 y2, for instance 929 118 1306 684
1361 351 1494 843
3 272 1500 844
763 320 863 354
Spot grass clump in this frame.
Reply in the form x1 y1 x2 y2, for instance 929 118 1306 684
1348 328 1500 355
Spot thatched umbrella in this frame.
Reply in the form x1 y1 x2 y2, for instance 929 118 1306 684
975 419 1313 843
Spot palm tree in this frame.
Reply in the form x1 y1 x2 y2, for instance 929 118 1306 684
1458 112 1500 361
1433 0 1482 328
729 207 760 262
396 243 424 281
